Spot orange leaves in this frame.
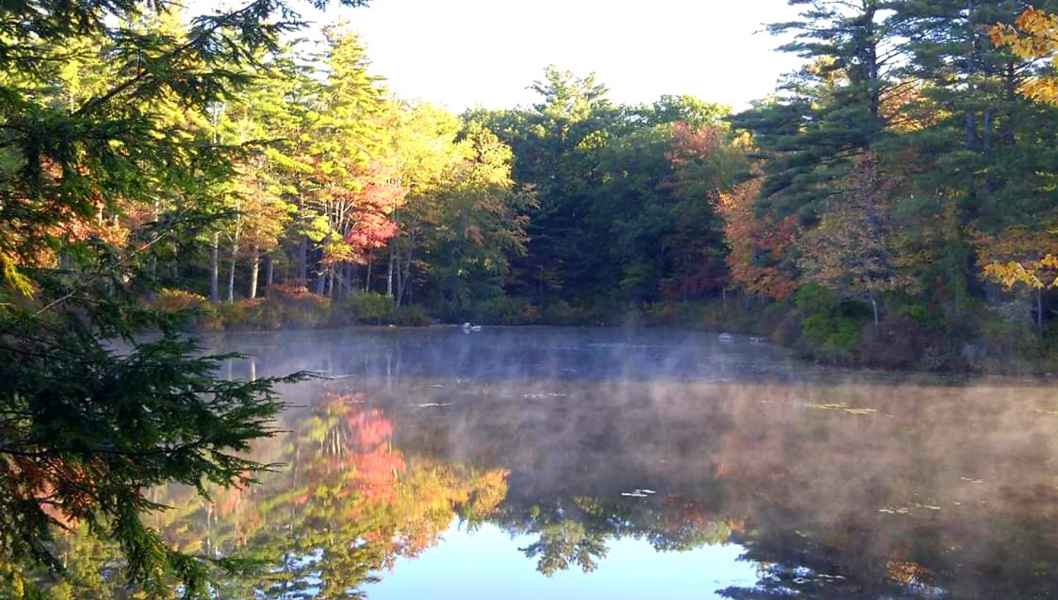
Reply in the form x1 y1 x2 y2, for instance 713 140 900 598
667 122 722 168
880 80 941 134
717 177 799 300
2 453 107 531
887 560 934 587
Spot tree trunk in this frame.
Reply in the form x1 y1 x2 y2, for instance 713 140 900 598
394 249 403 306
335 263 347 297
387 245 395 297
265 254 274 293
209 232 220 303
964 111 977 150
365 254 373 293
227 247 237 304
298 237 308 288
314 269 326 295
226 232 239 302
982 109 993 155
1037 287 1044 333
349 264 359 296
397 249 413 307
249 245 260 300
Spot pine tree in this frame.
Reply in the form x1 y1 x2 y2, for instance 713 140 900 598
734 0 894 223
0 0 365 595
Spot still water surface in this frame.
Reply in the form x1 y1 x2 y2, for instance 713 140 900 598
159 327 1058 598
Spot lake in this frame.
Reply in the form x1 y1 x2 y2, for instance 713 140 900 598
149 327 1058 598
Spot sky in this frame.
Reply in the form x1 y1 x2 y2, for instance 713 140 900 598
290 0 805 112
365 521 759 600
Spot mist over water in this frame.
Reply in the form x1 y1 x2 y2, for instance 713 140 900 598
159 327 1058 598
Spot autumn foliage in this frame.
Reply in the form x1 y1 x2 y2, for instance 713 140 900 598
716 176 799 300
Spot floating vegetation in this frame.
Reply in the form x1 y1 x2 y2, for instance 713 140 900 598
808 402 879 416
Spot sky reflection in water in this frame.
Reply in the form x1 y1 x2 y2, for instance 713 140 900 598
152 327 1058 599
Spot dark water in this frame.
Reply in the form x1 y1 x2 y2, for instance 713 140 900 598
151 327 1058 598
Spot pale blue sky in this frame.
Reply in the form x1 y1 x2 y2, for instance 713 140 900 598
288 0 804 112
365 521 760 599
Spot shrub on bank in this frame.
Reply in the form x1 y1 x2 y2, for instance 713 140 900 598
332 292 432 326
538 300 579 325
263 285 332 329
792 285 868 363
338 292 394 325
472 296 540 325
157 288 435 330
152 288 224 330
153 288 209 313
392 304 432 326
215 299 254 329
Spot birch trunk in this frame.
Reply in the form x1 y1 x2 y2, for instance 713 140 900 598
209 231 220 303
387 246 395 298
249 246 260 299
227 242 238 303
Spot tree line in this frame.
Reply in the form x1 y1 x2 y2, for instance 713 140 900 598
132 1 1058 370
729 0 1058 365
140 42 749 325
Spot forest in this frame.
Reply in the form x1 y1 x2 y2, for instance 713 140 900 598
7 0 1058 596
15 1 1058 370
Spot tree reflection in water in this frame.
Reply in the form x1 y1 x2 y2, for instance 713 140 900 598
378 377 1058 599
32 330 1058 598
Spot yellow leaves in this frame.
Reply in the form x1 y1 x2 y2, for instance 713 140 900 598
1022 78 1058 104
576 130 610 152
977 226 1058 290
983 260 1047 289
992 9 1058 104
1 252 34 298
797 153 913 297
983 256 1058 290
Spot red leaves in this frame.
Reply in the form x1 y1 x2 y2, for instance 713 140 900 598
318 161 406 266
667 121 723 168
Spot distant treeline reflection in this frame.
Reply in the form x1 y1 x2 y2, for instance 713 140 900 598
35 374 1058 598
